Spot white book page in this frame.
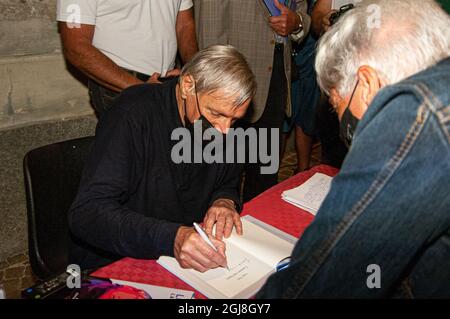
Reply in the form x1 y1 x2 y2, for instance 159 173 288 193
157 219 294 298
282 173 332 213
194 241 274 298
282 197 318 215
224 219 294 268
158 244 274 299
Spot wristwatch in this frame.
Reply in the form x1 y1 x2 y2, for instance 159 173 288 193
290 14 304 41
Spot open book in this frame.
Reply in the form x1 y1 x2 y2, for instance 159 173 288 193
282 173 333 215
157 216 296 299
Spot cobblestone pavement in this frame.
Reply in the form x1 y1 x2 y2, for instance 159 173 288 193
0 252 37 299
0 147 322 299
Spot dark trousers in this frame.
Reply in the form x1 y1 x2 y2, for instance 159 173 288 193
88 80 119 117
88 70 150 117
242 45 287 202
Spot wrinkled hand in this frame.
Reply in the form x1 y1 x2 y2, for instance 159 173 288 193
174 226 227 272
269 0 301 37
322 10 337 34
147 69 180 84
203 199 243 240
147 72 162 84
165 68 181 77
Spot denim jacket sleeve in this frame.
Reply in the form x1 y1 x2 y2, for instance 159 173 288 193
257 73 450 298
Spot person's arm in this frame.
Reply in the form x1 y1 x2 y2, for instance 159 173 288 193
59 22 144 92
269 0 303 37
68 90 180 259
258 91 450 298
176 8 198 64
311 0 334 37
293 0 312 41
69 86 228 270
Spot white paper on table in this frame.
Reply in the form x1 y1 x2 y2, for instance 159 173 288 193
281 173 333 215
110 279 195 299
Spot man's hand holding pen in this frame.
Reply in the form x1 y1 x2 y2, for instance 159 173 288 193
174 225 228 273
173 198 243 272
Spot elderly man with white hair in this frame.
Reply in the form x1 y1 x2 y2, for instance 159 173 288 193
69 45 256 272
258 0 450 298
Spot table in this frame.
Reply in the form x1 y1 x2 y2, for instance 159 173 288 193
92 165 339 299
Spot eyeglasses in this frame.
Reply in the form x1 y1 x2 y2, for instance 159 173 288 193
329 3 355 26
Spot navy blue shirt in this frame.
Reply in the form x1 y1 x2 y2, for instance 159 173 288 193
68 79 242 269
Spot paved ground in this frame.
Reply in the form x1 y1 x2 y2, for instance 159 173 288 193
0 146 322 299
0 253 37 299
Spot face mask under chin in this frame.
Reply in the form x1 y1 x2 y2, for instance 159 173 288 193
339 106 360 148
339 81 360 148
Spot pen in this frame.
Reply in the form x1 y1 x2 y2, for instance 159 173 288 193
193 222 229 270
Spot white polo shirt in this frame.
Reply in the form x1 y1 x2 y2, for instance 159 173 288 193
57 0 193 76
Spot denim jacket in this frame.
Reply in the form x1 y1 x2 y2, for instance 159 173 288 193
257 57 450 298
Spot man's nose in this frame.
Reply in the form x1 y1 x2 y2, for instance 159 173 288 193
215 119 232 134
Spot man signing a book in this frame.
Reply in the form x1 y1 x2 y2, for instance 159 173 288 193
68 45 257 272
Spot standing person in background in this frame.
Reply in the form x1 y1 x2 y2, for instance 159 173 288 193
312 0 360 36
195 0 311 202
282 0 320 172
57 0 198 116
311 0 358 168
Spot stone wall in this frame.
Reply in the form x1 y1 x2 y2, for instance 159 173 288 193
0 0 60 57
0 0 95 271
0 0 93 129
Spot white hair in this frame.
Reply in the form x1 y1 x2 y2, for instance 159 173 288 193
315 0 450 96
180 45 257 107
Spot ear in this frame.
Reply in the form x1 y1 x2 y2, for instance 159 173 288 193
356 66 382 110
179 74 195 99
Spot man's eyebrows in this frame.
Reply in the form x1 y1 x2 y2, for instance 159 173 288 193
206 105 233 117
206 102 245 119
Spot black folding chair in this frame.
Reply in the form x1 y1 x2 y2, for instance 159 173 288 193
23 136 94 280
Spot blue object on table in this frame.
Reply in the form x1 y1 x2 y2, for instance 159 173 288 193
276 257 291 272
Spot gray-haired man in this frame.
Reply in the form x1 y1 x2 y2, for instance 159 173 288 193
258 0 450 298
69 45 257 272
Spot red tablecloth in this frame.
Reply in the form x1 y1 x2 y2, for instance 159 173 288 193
92 165 339 299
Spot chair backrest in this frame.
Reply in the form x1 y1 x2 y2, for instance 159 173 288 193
23 136 94 280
